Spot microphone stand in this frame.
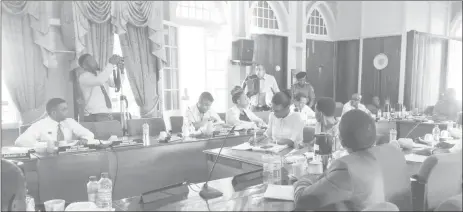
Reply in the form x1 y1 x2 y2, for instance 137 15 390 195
199 126 236 200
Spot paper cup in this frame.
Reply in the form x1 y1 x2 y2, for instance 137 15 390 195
44 199 65 211
307 161 323 175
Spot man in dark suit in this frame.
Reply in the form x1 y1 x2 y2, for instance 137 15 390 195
293 110 412 211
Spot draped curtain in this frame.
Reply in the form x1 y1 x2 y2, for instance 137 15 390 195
446 39 462 101
1 1 48 125
112 1 166 118
404 31 448 111
72 1 114 119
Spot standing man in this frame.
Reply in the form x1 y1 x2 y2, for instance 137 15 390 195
245 64 280 112
291 72 316 108
77 54 122 122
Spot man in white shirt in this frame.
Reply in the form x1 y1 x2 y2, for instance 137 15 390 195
252 91 305 148
77 54 123 122
184 92 224 132
342 93 372 116
226 86 266 129
15 98 94 147
290 92 316 126
245 64 280 112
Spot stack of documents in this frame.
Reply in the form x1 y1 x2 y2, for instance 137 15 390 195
405 154 427 163
231 143 289 154
263 184 294 201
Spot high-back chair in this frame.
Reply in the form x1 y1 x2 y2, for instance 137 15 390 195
362 202 399 211
127 118 166 137
19 125 31 134
412 152 463 211
435 193 462 211
80 120 123 140
218 113 226 122
169 116 183 134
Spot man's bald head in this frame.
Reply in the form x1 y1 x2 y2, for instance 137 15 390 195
350 93 362 108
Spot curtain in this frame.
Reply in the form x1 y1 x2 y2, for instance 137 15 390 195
1 1 48 125
112 1 166 118
72 1 114 119
404 31 449 111
361 36 401 106
335 40 359 104
446 39 462 101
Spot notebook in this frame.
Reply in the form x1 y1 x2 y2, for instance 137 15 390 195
405 154 427 163
231 142 253 151
263 184 294 201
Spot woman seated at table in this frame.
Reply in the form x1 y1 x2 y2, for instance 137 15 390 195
226 86 266 129
314 97 342 151
250 91 305 148
290 92 316 126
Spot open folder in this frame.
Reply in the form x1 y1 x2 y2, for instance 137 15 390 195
263 184 294 201
231 143 288 154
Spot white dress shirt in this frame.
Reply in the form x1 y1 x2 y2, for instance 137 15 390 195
342 102 371 116
184 105 224 129
226 105 265 127
290 104 317 125
246 74 280 107
264 111 305 146
78 64 119 115
15 116 94 147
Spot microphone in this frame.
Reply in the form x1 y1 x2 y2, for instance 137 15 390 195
199 126 237 200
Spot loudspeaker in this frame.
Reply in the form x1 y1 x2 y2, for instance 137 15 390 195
232 39 254 62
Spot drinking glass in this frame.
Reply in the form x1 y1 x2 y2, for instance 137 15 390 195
44 199 65 211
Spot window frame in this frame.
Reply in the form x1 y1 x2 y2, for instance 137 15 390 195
305 8 330 40
249 1 282 36
1 77 21 129
162 21 181 112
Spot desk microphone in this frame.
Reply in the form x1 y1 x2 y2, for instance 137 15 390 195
199 125 236 200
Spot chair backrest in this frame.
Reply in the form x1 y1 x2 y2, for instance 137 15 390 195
218 113 226 122
435 193 463 211
80 121 123 140
254 111 270 124
335 102 343 118
416 152 463 211
127 118 166 136
170 116 183 134
19 125 31 134
362 202 399 211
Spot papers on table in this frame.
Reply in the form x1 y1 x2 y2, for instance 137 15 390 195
231 143 289 153
264 184 294 201
405 154 427 163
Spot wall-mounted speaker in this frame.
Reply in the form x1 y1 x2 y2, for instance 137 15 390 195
231 39 254 62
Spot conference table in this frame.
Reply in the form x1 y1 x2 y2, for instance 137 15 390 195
11 132 259 204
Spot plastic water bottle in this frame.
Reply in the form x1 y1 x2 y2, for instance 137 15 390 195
96 172 113 209
182 124 191 139
25 190 35 211
377 109 382 119
142 122 150 146
389 128 397 142
262 154 282 185
432 125 441 144
87 176 98 203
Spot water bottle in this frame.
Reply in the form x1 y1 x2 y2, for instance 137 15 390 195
262 154 282 185
142 122 150 146
87 176 98 203
377 109 382 120
25 190 35 211
432 125 441 144
96 172 112 209
313 141 321 162
182 124 191 139
389 128 397 142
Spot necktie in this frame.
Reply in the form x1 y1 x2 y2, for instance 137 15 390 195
100 85 112 109
57 123 65 141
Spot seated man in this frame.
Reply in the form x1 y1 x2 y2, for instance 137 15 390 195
251 91 304 148
2 159 27 211
294 110 412 211
184 92 224 132
433 88 462 121
15 98 94 147
290 92 316 126
314 97 341 151
366 96 382 115
226 86 266 128
342 93 372 116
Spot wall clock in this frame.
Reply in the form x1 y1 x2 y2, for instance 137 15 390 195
373 53 388 70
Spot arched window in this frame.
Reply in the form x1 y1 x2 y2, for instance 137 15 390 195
251 1 279 30
175 1 223 24
306 9 327 36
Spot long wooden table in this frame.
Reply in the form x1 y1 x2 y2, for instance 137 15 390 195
11 133 255 204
